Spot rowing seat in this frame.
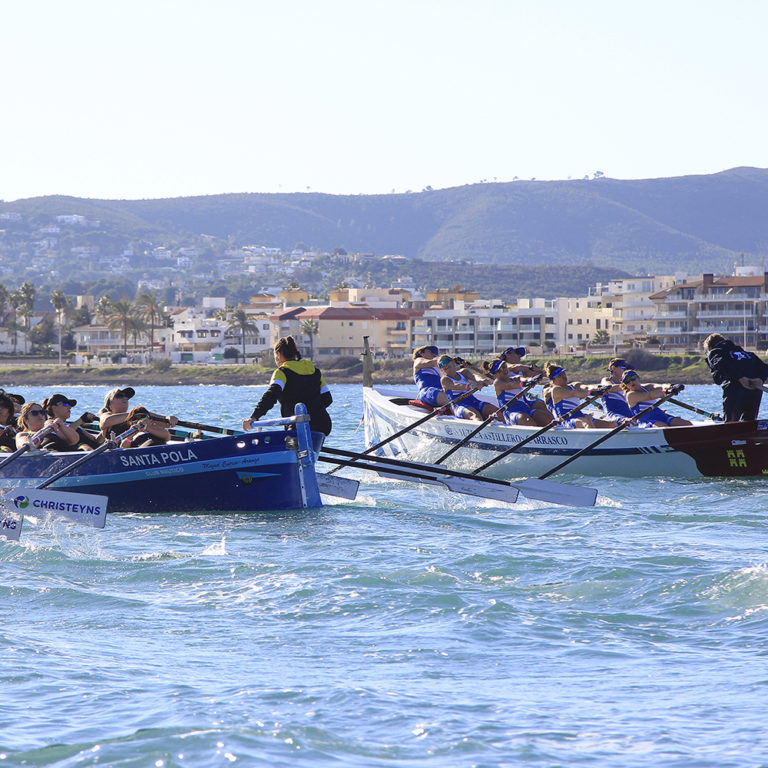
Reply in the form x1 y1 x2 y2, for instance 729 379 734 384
407 399 434 412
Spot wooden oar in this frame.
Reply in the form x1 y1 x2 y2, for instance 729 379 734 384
470 386 610 475
433 375 543 465
537 385 684 480
320 446 597 507
667 397 723 421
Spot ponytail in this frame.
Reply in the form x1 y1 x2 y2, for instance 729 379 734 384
274 335 302 362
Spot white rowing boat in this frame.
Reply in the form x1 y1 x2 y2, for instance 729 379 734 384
363 386 768 478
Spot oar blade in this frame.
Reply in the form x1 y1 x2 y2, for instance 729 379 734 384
316 473 360 500
511 478 598 507
442 475 519 503
19 489 109 528
0 508 23 541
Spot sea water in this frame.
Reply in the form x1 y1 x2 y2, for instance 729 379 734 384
2 383 768 767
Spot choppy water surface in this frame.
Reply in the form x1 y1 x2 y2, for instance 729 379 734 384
2 383 768 767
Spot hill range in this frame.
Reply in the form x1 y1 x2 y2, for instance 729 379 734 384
4 166 768 276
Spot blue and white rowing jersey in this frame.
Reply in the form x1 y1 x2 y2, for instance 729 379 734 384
549 385 586 424
414 365 441 390
498 387 535 424
629 387 675 427
602 389 632 420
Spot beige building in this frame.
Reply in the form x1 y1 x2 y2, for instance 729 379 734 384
269 305 421 361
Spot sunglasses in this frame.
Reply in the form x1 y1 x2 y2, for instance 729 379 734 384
28 409 46 416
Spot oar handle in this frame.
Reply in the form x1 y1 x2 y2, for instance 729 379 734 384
434 374 543 465
471 385 609 474
538 384 684 480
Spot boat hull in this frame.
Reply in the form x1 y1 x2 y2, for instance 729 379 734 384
0 431 325 513
363 387 768 479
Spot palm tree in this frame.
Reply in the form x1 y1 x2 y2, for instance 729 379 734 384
18 281 36 354
301 318 319 359
105 300 136 358
50 289 71 364
125 313 150 355
95 295 113 321
0 284 8 324
136 292 164 359
227 309 257 363
8 289 21 354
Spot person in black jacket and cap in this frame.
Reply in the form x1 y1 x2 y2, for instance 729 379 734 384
703 334 768 421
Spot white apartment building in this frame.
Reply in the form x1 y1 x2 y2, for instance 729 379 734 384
589 275 683 343
411 298 562 357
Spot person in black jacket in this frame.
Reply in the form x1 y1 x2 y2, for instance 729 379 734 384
243 335 333 436
703 334 768 421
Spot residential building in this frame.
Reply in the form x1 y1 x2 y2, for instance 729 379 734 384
269 305 421 361
650 269 768 349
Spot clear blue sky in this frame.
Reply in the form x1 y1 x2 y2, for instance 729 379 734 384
2 0 766 201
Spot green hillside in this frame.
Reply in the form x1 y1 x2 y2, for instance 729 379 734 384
3 167 767 275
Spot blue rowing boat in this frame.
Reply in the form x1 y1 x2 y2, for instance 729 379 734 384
0 406 324 514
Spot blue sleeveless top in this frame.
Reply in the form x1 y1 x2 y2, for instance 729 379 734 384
602 389 632 419
629 387 669 425
414 365 442 390
550 386 585 420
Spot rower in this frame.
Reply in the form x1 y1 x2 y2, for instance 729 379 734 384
99 387 178 447
544 362 617 429
598 357 634 421
15 402 80 451
0 394 18 452
620 370 691 427
438 355 496 421
484 359 552 426
43 393 102 450
496 346 550 418
412 345 450 408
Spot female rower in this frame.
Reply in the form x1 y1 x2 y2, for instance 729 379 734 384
483 359 552 426
43 393 102 450
0 394 18 452
497 346 543 377
438 355 496 421
620 370 691 427
15 401 80 451
543 362 617 429
99 387 178 447
244 335 333 436
496 346 550 418
412 345 449 408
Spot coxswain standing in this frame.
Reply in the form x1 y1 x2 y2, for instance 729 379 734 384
244 336 333 437
703 334 768 422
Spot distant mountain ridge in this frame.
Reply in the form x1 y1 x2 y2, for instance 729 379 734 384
4 166 768 274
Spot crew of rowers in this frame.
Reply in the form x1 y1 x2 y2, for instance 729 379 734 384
0 386 179 453
413 347 691 429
